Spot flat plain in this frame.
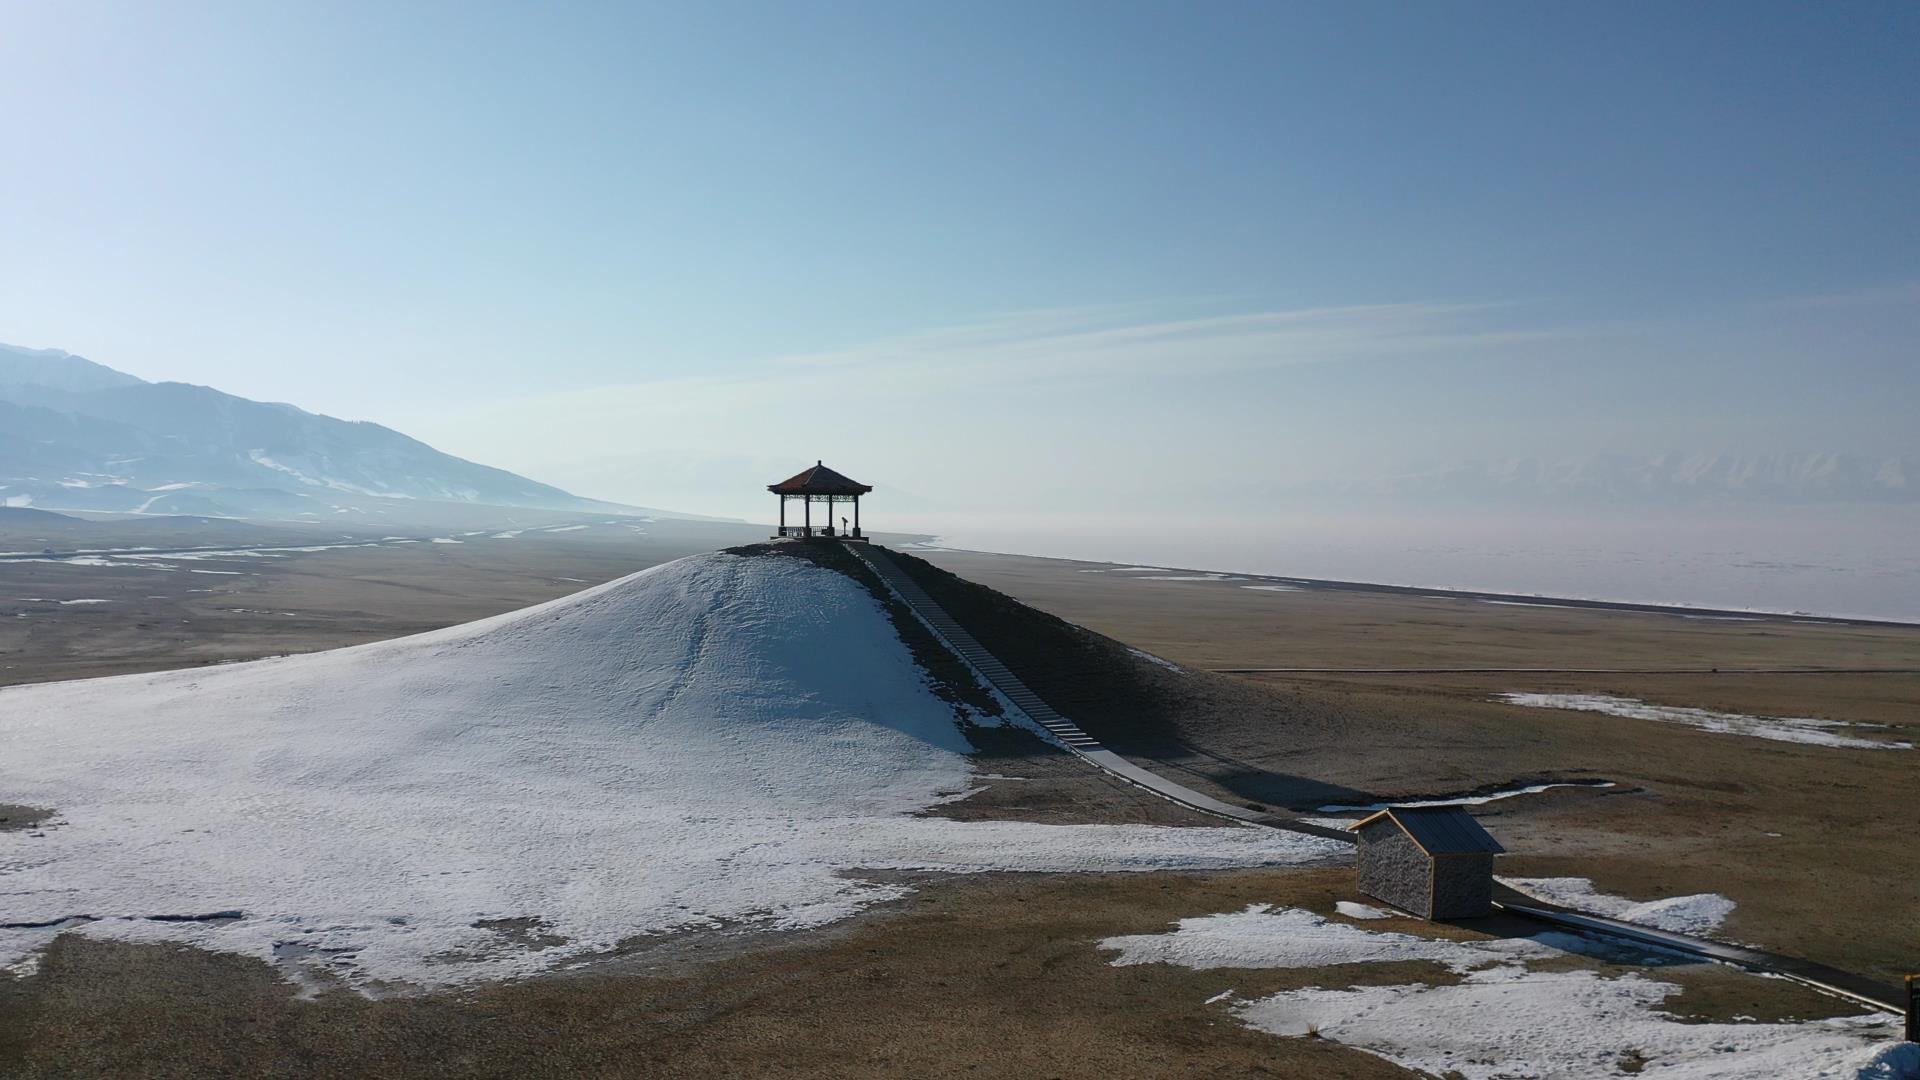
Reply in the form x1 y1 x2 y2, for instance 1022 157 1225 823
3 528 1915 1077
912 548 1920 986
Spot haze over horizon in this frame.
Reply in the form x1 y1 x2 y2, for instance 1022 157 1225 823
4 3 1916 539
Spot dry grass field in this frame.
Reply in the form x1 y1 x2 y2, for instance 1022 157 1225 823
0 518 771 687
3 532 1915 1076
3 868 1865 1080
912 548 1920 986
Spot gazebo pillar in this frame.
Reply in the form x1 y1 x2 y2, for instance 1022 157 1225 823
779 495 787 535
853 496 860 538
804 494 811 534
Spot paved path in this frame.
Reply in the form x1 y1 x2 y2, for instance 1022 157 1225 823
1491 886 1904 1014
848 543 1347 839
846 541 1907 1015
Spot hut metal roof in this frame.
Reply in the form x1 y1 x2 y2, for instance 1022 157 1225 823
768 461 873 496
1351 805 1505 856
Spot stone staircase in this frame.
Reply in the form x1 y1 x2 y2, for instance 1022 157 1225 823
842 542 1340 832
847 543 1104 752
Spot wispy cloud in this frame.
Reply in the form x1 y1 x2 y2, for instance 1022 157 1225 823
753 299 1582 393
403 296 1599 511
415 296 1597 439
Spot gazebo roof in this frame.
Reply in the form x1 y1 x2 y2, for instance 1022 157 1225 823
768 461 873 496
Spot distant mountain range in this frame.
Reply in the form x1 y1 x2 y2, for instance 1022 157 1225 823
1343 452 1914 503
0 343 684 522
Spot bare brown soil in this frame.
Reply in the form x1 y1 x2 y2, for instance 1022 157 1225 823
0 804 53 832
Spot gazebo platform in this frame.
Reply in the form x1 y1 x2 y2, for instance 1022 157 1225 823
769 461 873 541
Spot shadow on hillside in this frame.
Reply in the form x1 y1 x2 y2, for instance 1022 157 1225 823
1146 748 1371 811
869 545 1377 812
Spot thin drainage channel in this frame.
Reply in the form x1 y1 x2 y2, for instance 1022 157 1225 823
1 911 243 930
1313 779 1618 815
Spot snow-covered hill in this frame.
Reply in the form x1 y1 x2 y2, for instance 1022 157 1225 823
0 342 678 521
0 552 1334 988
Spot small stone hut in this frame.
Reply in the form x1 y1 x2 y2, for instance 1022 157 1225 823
1351 805 1504 919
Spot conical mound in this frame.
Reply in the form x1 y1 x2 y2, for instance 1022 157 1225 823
0 553 1337 988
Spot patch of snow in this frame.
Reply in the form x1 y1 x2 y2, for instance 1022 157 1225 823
1240 584 1302 593
1103 904 1556 973
15 598 111 605
429 538 463 544
1236 967 1912 1080
0 554 1340 990
1136 574 1244 582
2 951 40 978
1499 693 1911 750
1499 877 1736 937
1335 901 1392 920
543 524 589 532
1316 780 1616 813
245 450 399 499
1102 904 1914 1080
7 556 177 571
1127 647 1185 673
490 531 525 539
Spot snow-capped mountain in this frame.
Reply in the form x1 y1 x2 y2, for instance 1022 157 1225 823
0 342 651 520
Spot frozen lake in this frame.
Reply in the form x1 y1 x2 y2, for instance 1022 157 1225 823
893 504 1920 624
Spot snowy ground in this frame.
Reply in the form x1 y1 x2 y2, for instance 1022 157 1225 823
1500 876 1737 937
1101 887 1917 1079
1499 693 1912 750
1314 779 1616 813
0 553 1341 989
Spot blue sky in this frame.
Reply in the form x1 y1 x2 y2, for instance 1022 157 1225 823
2 1 1915 515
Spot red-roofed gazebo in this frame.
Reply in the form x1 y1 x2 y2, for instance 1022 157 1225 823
769 461 873 541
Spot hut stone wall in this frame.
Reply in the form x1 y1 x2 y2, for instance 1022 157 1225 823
1355 822 1432 917
1430 853 1495 919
